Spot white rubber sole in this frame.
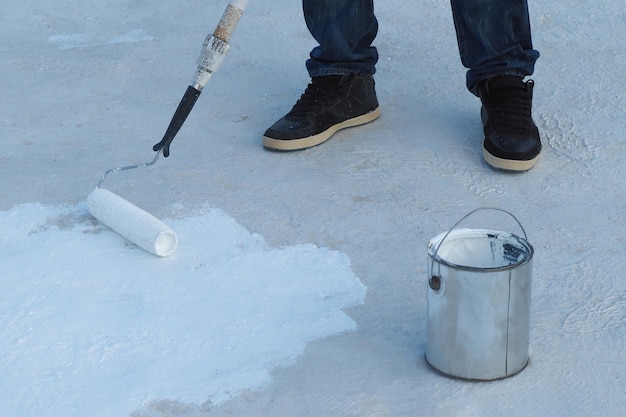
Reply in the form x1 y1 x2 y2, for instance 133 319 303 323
482 147 539 171
263 107 381 151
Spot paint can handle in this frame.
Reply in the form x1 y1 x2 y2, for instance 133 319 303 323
429 207 528 286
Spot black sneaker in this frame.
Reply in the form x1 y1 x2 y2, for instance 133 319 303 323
263 74 380 150
478 75 542 171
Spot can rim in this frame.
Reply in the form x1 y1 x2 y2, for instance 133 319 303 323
428 228 534 272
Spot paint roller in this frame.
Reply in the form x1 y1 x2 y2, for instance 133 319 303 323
87 0 249 257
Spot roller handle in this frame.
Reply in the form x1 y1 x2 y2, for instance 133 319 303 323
152 86 201 157
191 0 247 91
214 1 247 42
152 0 248 157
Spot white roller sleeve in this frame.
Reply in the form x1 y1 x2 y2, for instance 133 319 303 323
87 188 178 257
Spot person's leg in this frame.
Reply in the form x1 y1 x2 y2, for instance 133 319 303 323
304 0 379 77
450 0 539 94
263 0 380 151
451 0 542 171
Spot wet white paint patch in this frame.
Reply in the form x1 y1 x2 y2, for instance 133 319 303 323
0 203 366 417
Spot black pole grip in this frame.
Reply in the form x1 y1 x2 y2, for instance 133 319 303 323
152 85 202 157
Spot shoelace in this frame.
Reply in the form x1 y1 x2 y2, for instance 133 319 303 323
289 76 344 117
484 82 534 137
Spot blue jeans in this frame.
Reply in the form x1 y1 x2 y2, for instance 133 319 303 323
303 0 540 95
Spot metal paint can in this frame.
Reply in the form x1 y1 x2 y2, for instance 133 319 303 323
426 208 533 380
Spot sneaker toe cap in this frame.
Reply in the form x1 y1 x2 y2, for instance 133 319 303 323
484 134 541 161
264 116 320 140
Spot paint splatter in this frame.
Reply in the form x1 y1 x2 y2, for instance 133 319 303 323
49 29 153 50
